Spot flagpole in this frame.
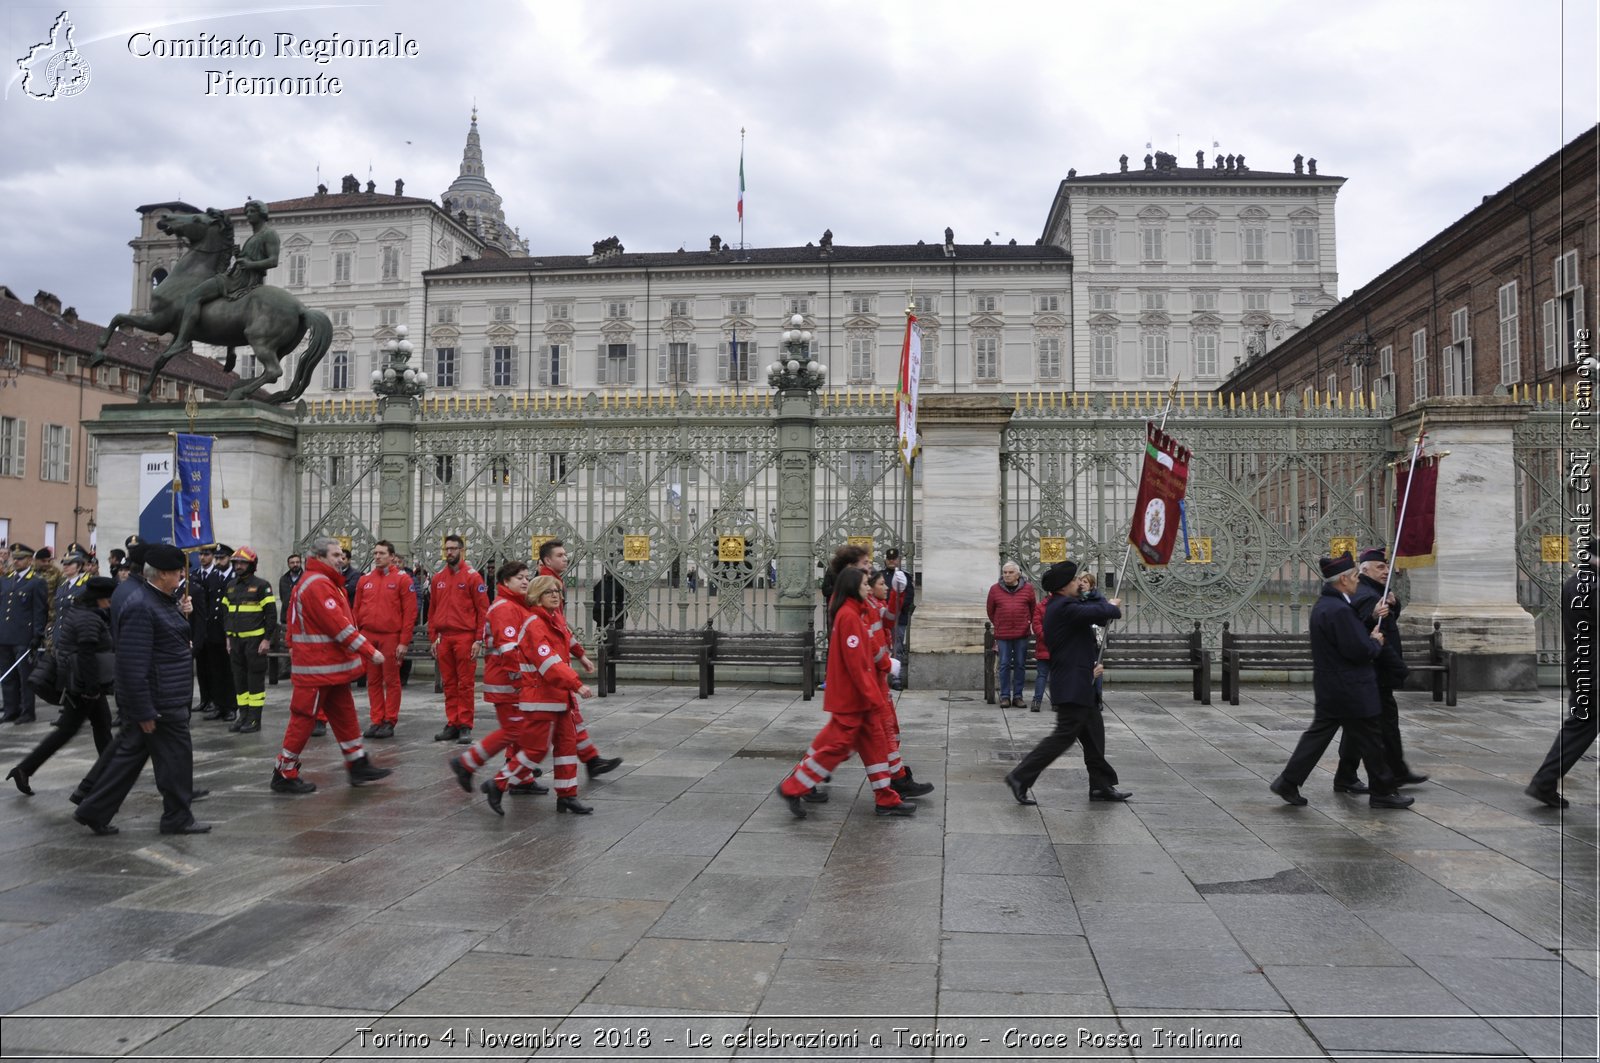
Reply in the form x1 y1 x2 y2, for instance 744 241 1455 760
738 127 745 251
1112 374 1182 596
1379 412 1429 618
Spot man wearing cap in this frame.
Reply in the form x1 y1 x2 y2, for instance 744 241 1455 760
354 540 417 739
1004 560 1127 805
51 552 92 628
190 545 226 718
1332 548 1428 793
1269 553 1413 810
884 548 915 679
1525 542 1599 807
31 548 64 626
74 544 209 835
223 547 276 735
0 543 48 724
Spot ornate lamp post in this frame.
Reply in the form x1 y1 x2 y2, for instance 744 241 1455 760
371 325 428 400
766 313 827 394
766 313 824 632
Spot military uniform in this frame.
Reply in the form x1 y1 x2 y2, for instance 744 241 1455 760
0 559 49 722
223 571 277 734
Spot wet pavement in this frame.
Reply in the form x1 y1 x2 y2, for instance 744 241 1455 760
0 679 1594 1061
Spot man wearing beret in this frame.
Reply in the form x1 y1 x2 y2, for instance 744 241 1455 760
1004 560 1127 805
1332 548 1428 793
1270 553 1413 809
0 543 48 724
74 543 209 835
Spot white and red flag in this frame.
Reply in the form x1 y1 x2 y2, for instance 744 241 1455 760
1128 422 1192 565
894 314 922 470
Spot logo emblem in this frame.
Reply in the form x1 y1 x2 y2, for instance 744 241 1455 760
537 643 551 656
502 625 515 638
16 11 91 101
1142 497 1167 547
324 597 338 609
845 634 860 648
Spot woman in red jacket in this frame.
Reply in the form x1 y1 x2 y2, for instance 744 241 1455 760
776 568 915 818
1029 591 1051 712
868 569 933 798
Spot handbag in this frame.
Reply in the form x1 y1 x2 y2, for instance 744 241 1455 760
26 651 64 706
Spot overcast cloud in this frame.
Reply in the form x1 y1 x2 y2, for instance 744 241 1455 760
0 0 1594 327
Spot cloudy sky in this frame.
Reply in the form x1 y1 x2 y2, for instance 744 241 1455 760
0 0 1594 328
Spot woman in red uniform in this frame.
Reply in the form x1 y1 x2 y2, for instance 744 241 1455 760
868 569 934 799
776 567 915 818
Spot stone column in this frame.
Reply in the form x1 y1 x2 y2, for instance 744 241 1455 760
774 390 818 633
910 394 1014 689
377 397 417 560
86 402 300 571
1393 397 1537 689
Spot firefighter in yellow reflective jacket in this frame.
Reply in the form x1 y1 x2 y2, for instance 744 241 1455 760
223 547 277 734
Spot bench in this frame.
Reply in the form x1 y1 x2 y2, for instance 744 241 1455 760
597 625 714 699
1408 621 1458 706
985 621 1212 705
710 627 817 700
1219 624 1313 705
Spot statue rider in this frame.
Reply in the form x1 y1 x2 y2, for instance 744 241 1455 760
162 200 279 358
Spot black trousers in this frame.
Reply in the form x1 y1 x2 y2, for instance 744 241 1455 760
0 642 35 718
1281 711 1396 794
1014 701 1117 791
14 691 112 776
1336 684 1410 780
1530 703 1600 792
196 640 234 710
74 712 196 830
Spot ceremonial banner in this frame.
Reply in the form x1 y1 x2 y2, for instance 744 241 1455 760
895 314 922 470
1393 454 1441 568
173 434 215 549
137 451 176 545
1128 422 1192 566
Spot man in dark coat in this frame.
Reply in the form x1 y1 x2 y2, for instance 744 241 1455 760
1333 547 1428 791
0 543 49 723
273 552 304 682
1270 553 1412 809
1004 560 1127 805
192 544 237 720
74 544 209 835
1525 545 1599 807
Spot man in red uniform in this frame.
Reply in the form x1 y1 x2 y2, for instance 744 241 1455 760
536 539 622 777
271 537 393 794
354 540 417 739
428 534 488 744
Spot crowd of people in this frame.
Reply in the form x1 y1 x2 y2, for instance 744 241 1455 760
1 530 1594 835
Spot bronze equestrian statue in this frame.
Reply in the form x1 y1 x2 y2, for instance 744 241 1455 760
90 202 331 403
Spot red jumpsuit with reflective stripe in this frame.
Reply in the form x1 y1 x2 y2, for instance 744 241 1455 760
457 593 535 776
491 606 584 798
428 563 488 728
869 600 905 778
537 564 607 763
353 566 417 726
279 557 381 779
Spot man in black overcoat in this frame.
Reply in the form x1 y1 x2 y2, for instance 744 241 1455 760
1525 545 1598 807
1004 560 1127 805
1270 553 1413 809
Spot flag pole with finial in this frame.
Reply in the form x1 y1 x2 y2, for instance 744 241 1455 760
737 126 746 251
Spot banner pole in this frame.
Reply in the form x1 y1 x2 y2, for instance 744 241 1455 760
1380 412 1429 618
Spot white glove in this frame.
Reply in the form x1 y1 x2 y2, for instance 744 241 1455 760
889 658 902 679
892 570 907 592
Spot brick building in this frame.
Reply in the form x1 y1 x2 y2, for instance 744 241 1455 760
0 286 235 553
1223 126 1597 402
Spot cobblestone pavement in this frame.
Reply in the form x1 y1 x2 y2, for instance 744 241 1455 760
0 679 1595 1062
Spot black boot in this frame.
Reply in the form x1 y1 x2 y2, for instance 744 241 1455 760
228 707 246 732
480 778 504 816
586 756 623 778
509 780 549 795
270 770 317 794
891 769 935 798
450 756 474 793
433 724 460 742
311 720 327 737
6 767 32 796
236 707 261 734
347 756 393 787
556 795 593 814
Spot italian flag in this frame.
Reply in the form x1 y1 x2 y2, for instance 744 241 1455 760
737 148 745 222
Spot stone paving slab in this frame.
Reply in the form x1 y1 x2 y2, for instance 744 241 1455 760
0 679 1594 1060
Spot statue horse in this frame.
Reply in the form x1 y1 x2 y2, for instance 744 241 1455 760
90 208 331 403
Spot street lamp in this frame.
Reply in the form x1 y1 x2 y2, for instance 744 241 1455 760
766 313 826 394
371 325 428 400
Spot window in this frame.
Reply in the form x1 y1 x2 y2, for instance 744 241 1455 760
849 294 874 315
1193 332 1218 377
1140 291 1167 313
432 455 454 485
1244 290 1269 312
287 253 307 287
1092 331 1117 379
489 457 511 486
492 305 512 322
787 297 811 316
972 294 998 314
1142 332 1168 378
727 298 749 317
849 335 874 383
381 245 401 281
330 309 349 328
83 431 98 487
1326 372 1338 397
1192 290 1218 312
605 301 630 320
548 303 571 321
1351 360 1364 392
490 345 516 388
718 340 756 384
911 294 936 314
546 453 570 485
41 423 71 482
1241 225 1266 262
1191 226 1215 263
847 451 877 484
333 250 353 284
1037 337 1062 381
973 334 998 381
597 342 637 385
920 333 939 383
1293 223 1318 263
328 350 350 391
435 306 457 325
328 455 344 486
1498 280 1520 385
1444 307 1471 397
660 342 695 384
379 307 400 326
0 416 25 477
1090 289 1116 312
1036 294 1059 313
1412 328 1428 400
434 346 457 388
1546 250 1587 369
667 299 690 319
1089 224 1115 263
1140 225 1166 262
540 344 568 387
1376 344 1394 399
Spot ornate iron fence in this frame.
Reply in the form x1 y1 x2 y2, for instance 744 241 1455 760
1513 399 1581 666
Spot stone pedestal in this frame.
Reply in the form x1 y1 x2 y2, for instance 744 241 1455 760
87 402 300 572
774 390 819 633
910 395 1014 689
376 398 417 560
1393 398 1537 690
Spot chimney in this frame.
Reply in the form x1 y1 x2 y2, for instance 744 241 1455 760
33 290 61 315
710 234 722 252
394 178 405 196
63 306 78 323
